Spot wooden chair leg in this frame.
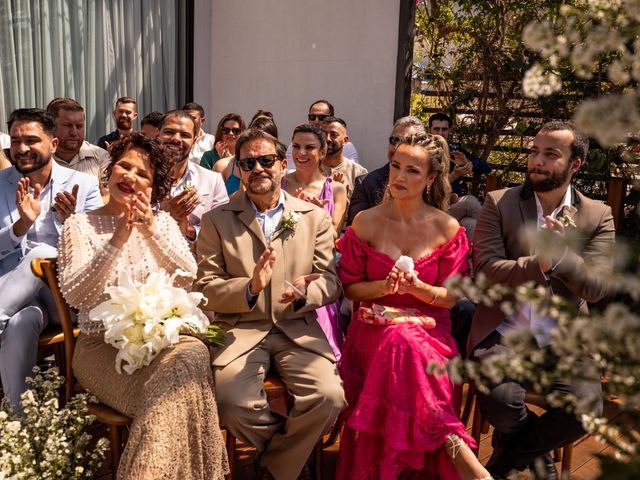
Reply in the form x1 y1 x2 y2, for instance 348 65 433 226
108 425 122 480
312 437 323 480
561 444 573 474
470 399 484 455
224 429 236 480
460 383 475 426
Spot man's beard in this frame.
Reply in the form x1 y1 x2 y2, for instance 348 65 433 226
163 142 189 164
58 139 82 156
327 141 343 156
246 173 276 195
525 164 572 192
13 154 50 175
116 117 133 130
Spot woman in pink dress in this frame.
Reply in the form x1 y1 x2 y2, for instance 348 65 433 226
336 134 492 479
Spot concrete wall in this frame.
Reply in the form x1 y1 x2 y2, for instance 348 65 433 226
193 0 401 170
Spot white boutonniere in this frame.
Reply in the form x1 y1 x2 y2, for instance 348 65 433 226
558 205 577 228
560 214 577 228
280 211 301 233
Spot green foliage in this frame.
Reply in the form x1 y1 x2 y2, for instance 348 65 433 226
413 1 569 158
413 0 634 213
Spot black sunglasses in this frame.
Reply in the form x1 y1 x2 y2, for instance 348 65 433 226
308 114 329 122
389 135 404 146
222 127 242 135
236 154 280 171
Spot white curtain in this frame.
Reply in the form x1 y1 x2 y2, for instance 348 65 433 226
0 0 187 142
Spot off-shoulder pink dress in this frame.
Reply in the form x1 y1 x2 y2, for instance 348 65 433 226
336 226 475 480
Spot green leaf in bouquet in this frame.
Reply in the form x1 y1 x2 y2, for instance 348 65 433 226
204 324 225 347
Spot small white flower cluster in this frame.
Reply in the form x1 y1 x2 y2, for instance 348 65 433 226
522 63 563 98
279 211 301 232
574 93 640 147
522 0 640 145
90 269 209 374
0 367 107 479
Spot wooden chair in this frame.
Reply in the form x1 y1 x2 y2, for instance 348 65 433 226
223 374 324 480
468 384 574 475
31 258 131 480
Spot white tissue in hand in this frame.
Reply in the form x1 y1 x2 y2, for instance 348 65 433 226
395 255 415 274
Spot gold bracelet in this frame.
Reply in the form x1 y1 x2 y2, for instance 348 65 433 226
428 287 439 305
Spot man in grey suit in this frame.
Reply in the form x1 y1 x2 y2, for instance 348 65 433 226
470 121 615 479
0 108 102 407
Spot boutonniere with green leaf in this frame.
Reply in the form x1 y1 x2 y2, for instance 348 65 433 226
558 205 577 228
280 211 301 233
560 214 577 228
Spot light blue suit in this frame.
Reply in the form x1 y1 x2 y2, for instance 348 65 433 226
0 161 102 407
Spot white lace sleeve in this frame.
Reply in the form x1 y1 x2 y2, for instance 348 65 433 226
58 214 121 309
145 211 197 288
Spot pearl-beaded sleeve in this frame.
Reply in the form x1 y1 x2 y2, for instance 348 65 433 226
58 214 122 310
58 211 198 334
144 213 198 284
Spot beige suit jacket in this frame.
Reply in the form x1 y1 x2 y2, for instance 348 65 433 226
194 190 341 367
469 184 615 353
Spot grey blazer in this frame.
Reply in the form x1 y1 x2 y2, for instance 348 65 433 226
469 184 616 352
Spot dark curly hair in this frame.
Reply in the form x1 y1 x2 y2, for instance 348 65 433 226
102 132 175 203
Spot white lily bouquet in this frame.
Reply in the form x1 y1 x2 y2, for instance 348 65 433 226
90 269 223 375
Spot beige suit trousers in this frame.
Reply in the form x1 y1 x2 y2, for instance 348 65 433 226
214 328 346 480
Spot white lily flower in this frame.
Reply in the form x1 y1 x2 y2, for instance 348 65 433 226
90 269 208 375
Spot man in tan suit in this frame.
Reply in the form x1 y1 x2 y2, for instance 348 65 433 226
470 121 615 479
194 128 345 480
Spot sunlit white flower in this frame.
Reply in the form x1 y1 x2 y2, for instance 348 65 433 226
90 269 209 374
522 63 562 98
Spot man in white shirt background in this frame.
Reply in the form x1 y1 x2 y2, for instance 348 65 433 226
157 110 228 242
183 102 216 163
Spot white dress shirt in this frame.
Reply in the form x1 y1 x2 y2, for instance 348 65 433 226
189 131 215 163
497 186 573 346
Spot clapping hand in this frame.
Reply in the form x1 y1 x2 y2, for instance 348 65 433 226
160 188 199 238
161 188 199 220
109 188 155 248
129 188 155 237
280 273 321 303
53 184 79 223
250 246 277 295
15 177 42 225
215 141 231 159
451 151 473 179
294 187 329 209
332 172 345 184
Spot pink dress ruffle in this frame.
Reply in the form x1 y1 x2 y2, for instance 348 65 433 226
335 227 474 480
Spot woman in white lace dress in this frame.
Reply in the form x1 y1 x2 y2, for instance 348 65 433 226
58 133 228 480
